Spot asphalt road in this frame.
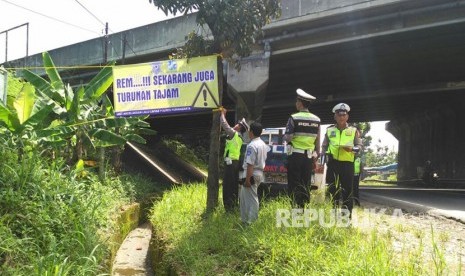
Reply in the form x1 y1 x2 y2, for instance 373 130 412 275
360 186 465 223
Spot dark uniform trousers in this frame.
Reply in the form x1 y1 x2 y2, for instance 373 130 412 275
353 174 360 205
223 160 240 212
326 159 355 215
287 152 312 208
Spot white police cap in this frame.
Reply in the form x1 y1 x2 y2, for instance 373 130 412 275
296 88 316 101
238 118 250 132
332 103 350 113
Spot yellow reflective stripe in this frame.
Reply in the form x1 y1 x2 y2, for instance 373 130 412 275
294 132 318 137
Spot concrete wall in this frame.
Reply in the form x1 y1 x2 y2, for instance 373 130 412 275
388 100 465 181
279 0 402 20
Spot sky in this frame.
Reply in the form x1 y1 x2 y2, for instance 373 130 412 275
0 1 398 151
364 120 398 151
0 0 175 62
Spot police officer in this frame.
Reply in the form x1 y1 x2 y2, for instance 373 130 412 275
284 88 321 208
239 122 268 224
220 108 249 212
322 103 362 218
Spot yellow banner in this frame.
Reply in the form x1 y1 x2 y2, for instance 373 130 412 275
112 55 219 116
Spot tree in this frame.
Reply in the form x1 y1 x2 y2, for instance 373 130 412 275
149 0 281 212
365 144 398 167
0 73 55 158
353 122 372 154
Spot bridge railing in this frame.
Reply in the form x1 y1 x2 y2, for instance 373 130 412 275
278 0 402 21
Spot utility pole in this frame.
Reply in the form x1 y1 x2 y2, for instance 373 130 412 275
122 34 126 65
103 22 108 63
99 22 109 181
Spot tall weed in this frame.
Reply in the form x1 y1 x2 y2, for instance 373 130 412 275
0 141 160 275
150 184 405 275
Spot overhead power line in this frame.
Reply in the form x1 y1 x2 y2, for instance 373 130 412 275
2 0 141 61
0 0 100 35
73 0 140 58
74 0 109 32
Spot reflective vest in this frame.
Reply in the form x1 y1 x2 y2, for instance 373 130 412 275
326 125 357 162
354 157 361 175
290 111 320 150
224 132 243 160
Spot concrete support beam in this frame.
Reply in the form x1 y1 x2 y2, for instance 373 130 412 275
389 100 465 181
226 50 270 123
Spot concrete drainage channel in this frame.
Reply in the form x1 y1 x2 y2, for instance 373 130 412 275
112 222 154 276
112 142 205 275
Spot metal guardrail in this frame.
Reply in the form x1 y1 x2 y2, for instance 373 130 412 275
368 178 465 189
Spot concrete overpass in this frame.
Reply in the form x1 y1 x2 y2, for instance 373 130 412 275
3 0 465 181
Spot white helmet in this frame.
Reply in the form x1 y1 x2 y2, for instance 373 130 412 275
332 103 350 113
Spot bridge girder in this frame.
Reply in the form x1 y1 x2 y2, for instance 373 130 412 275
260 0 465 126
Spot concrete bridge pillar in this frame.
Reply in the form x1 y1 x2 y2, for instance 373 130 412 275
226 48 270 124
389 101 465 181
387 121 408 179
435 107 460 178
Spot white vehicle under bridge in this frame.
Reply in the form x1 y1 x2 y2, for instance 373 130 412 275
256 128 326 201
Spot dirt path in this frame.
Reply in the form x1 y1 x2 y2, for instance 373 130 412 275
356 201 465 274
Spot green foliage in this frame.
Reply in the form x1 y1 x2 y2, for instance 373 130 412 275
149 0 281 63
20 52 121 151
353 122 372 154
387 174 397 181
0 52 163 275
353 122 397 168
5 70 23 98
365 144 398 167
162 138 208 171
0 140 164 275
1 52 156 168
0 79 53 136
150 184 417 275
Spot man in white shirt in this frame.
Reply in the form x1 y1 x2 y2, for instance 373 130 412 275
240 121 269 224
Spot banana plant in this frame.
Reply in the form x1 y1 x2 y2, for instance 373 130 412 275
0 81 54 152
20 52 156 170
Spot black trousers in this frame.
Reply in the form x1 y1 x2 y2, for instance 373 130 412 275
326 159 355 214
287 152 312 208
223 160 240 212
353 174 360 205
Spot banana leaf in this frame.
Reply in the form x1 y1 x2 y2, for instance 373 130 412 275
88 128 126 147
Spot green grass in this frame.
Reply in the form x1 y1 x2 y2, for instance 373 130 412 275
0 143 165 275
162 138 209 171
1 135 459 275
360 180 398 187
150 184 430 275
